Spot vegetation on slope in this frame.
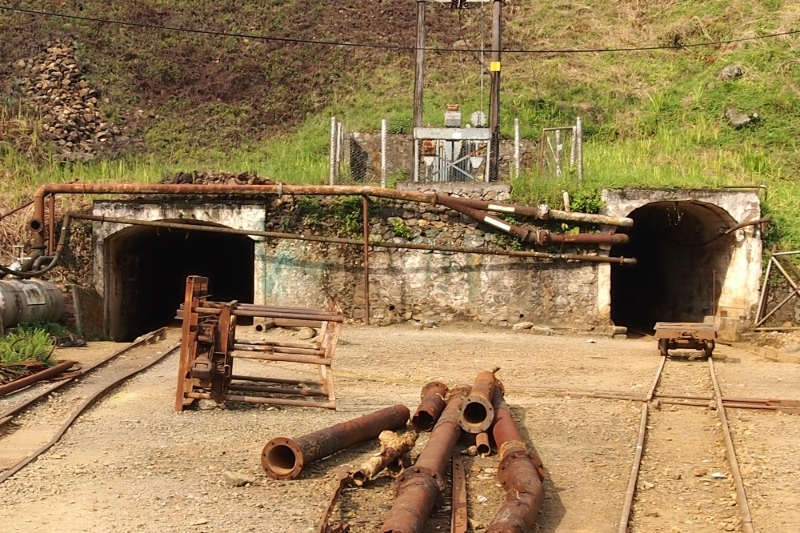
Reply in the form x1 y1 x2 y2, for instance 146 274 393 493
1 1 799 247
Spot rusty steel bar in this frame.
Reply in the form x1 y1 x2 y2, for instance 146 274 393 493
47 194 55 256
647 356 666 401
380 385 470 533
71 213 636 265
451 455 468 533
316 467 353 533
0 360 77 397
459 368 500 434
709 358 754 533
486 389 546 533
352 430 419 486
476 432 492 456
411 381 449 432
618 403 648 533
261 404 410 480
188 391 335 410
0 199 34 221
362 195 370 325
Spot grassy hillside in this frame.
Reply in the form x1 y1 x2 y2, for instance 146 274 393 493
1 1 800 247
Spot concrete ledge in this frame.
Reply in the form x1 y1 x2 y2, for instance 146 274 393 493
725 342 800 364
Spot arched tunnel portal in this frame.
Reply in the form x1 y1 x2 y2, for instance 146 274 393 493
105 221 255 341
611 201 737 332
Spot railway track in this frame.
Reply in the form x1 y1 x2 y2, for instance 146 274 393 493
0 327 179 483
619 352 754 533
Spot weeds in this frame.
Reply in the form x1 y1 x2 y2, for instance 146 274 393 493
0 326 55 367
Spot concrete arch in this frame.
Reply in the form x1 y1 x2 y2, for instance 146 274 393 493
610 200 738 330
104 219 255 341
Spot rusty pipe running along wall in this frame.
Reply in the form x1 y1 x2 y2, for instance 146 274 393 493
29 182 633 249
459 368 502 434
411 381 449 432
380 385 471 533
261 404 410 480
69 213 637 265
486 389 546 533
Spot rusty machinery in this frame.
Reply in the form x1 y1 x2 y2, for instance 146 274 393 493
654 322 717 358
174 275 344 412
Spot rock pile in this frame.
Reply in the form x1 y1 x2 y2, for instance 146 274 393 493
162 170 272 185
13 39 120 161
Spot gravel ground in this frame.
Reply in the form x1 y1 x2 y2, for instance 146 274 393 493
0 323 797 533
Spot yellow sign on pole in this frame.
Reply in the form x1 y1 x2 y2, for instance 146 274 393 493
490 61 501 72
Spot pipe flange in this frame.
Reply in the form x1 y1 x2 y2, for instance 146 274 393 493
261 436 304 480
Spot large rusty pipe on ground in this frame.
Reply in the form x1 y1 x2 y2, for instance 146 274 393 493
261 404 410 480
69 213 638 265
486 390 546 533
411 381 449 432
459 368 501 434
381 385 470 533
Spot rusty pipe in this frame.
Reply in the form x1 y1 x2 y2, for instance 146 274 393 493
381 385 470 533
435 195 627 246
0 215 71 279
411 381 449 432
441 197 634 228
486 389 546 533
261 404 410 480
539 230 629 245
476 432 492 456
31 183 634 249
459 368 501 434
69 213 638 265
0 360 78 397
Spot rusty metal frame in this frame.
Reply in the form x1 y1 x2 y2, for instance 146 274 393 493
175 275 343 411
754 250 800 328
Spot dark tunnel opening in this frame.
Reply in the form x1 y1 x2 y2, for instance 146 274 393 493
611 201 736 332
106 222 254 341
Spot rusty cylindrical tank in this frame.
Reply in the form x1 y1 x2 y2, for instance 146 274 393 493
486 389 546 533
261 404 410 480
0 279 64 329
411 381 449 432
380 385 471 533
459 368 501 434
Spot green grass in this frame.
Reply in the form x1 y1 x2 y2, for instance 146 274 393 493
3 1 800 248
0 326 56 367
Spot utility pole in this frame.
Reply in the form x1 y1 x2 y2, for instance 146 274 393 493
488 0 502 181
413 1 426 130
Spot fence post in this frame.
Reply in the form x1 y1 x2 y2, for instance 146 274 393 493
576 116 583 183
514 118 520 179
329 116 337 185
381 119 388 188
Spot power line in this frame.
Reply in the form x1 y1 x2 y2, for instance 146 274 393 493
1 5 798 55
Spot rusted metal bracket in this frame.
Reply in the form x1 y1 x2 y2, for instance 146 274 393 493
174 275 343 412
755 250 800 328
451 455 468 533
316 467 354 533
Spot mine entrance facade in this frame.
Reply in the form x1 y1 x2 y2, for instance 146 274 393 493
611 200 736 331
105 221 254 341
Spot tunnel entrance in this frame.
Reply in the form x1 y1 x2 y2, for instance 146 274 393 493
611 201 736 332
106 222 254 341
